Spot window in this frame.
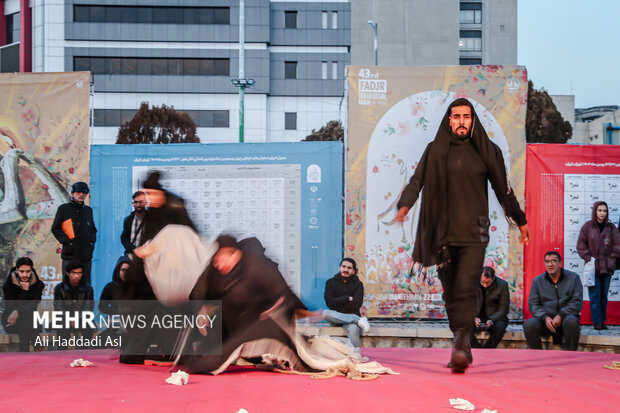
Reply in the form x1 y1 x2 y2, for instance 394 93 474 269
73 5 230 24
93 109 229 127
285 112 297 130
322 11 328 29
459 58 482 65
284 61 297 79
460 3 482 24
5 13 20 44
331 11 338 29
285 11 297 29
331 62 338 80
459 30 482 51
321 62 327 80
74 57 229 76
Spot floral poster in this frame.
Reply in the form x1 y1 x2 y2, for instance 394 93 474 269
0 72 90 299
347 66 528 318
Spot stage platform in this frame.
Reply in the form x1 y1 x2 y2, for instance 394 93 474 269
1 347 618 413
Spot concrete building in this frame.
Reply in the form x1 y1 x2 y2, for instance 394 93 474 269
351 0 517 66
2 0 518 144
572 106 620 145
1 0 351 144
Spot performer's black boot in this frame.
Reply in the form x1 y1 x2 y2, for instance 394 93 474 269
449 328 472 374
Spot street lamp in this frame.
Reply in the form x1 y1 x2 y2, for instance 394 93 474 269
368 20 378 65
231 78 255 143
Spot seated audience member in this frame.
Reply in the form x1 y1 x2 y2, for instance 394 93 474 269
54 261 95 347
323 258 370 348
99 256 131 343
524 251 582 351
471 266 510 349
1 257 45 351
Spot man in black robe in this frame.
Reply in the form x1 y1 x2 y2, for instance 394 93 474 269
395 98 529 373
181 236 310 374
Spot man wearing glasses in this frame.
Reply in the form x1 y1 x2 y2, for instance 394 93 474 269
524 251 583 351
121 191 147 257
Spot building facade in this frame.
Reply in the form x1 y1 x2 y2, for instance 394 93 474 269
1 0 350 143
1 0 518 144
351 0 517 66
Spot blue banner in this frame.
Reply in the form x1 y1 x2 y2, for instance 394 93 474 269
90 142 343 310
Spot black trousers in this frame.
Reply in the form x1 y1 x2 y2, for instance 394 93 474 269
523 315 580 351
437 245 486 335
470 319 508 348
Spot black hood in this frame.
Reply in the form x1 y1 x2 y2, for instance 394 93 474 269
112 255 132 283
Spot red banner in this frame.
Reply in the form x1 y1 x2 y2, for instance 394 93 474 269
524 144 620 324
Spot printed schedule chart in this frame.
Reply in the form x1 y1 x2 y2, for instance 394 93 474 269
133 164 302 293
564 174 620 301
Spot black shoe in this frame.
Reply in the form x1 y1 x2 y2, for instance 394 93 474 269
450 350 469 374
602 324 608 330
594 324 603 330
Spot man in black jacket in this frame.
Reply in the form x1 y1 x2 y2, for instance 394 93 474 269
53 261 95 348
471 266 510 349
395 98 530 373
120 191 147 257
51 181 97 285
323 258 369 348
1 257 45 351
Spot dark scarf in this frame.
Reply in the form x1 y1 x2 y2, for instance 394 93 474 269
412 98 513 267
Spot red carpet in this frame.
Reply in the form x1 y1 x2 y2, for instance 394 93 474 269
0 348 618 412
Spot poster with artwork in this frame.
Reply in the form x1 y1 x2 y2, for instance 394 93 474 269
347 66 528 318
0 72 90 299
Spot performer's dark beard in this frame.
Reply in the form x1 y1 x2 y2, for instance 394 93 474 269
450 130 471 141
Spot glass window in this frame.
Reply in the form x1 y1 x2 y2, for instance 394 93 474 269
285 61 297 79
104 109 121 126
198 111 214 126
285 112 297 130
331 11 338 29
184 9 199 24
106 6 123 23
199 59 214 75
213 59 229 76
74 57 90 72
121 7 138 24
322 11 328 29
213 111 229 127
167 8 184 24
460 9 481 24
153 8 169 24
89 58 106 74
90 6 105 22
331 62 338 80
121 58 137 74
136 7 153 24
213 8 230 24
199 8 214 24
136 59 152 75
321 62 327 80
6 13 20 44
285 11 297 29
93 109 105 127
168 59 183 76
120 110 136 124
106 58 122 74
74 6 89 22
152 59 168 75
184 60 200 75
459 58 482 65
